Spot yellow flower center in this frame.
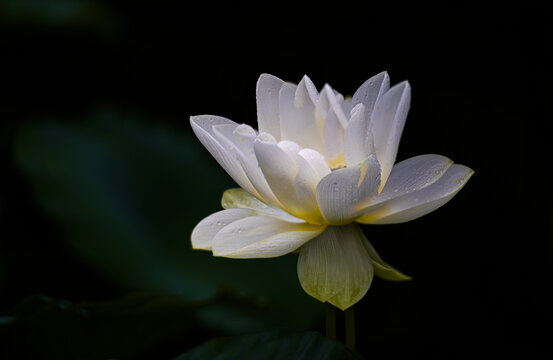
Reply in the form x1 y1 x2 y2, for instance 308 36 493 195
326 152 346 171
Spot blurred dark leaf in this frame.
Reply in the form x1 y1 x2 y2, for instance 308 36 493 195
13 111 322 328
174 329 365 360
1 293 193 359
0 291 298 359
0 0 120 34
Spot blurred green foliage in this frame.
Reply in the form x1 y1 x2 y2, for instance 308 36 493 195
0 0 120 34
0 293 355 360
4 111 328 357
175 329 365 360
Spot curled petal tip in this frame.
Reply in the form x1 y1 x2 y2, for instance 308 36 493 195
255 132 277 143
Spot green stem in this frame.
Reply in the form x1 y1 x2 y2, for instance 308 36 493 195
344 306 356 351
325 303 337 340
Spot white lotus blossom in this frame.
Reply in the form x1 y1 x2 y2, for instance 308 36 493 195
190 72 473 310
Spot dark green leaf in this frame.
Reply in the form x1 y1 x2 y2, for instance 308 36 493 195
174 329 366 360
1 292 322 360
13 113 322 329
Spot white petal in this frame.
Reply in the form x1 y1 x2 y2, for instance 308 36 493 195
370 81 411 190
191 208 253 250
287 148 331 218
278 140 303 155
343 104 375 167
278 141 330 188
190 115 257 195
256 73 285 140
356 154 454 213
323 84 348 128
349 71 390 117
316 155 381 225
298 149 331 179
297 224 374 310
212 215 325 258
212 124 280 205
293 153 323 212
298 74 320 105
279 80 324 153
221 188 304 223
254 137 323 223
320 87 345 163
322 111 344 163
357 164 473 224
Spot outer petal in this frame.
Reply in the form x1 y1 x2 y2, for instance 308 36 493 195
191 208 253 250
316 155 381 225
356 154 454 214
370 81 411 191
256 74 285 140
343 104 375 167
297 224 374 310
357 164 474 224
212 123 281 206
212 215 325 258
190 115 257 196
349 71 390 117
221 188 304 223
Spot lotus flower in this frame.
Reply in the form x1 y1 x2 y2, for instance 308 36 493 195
190 72 473 310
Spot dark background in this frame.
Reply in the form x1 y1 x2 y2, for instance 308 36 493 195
1 2 552 359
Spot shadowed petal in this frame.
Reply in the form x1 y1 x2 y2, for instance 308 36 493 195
343 104 375 167
356 154 454 214
297 225 374 310
221 188 304 223
349 71 390 117
318 86 345 165
357 164 474 224
316 155 381 225
370 81 411 191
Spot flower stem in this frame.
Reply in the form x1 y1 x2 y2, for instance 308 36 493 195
325 303 337 340
344 306 356 351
